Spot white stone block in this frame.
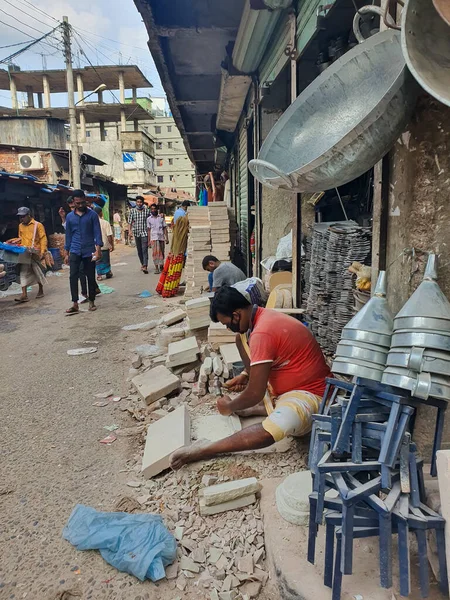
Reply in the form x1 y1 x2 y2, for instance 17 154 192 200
192 414 241 442
132 365 180 405
199 494 256 515
162 309 186 326
220 344 241 369
142 405 190 478
200 477 260 506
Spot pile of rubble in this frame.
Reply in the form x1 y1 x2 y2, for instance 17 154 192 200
115 298 308 598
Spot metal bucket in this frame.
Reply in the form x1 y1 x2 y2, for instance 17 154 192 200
382 367 450 401
391 330 450 352
386 347 450 377
401 0 450 107
332 359 385 382
248 30 418 192
336 340 388 366
341 328 391 348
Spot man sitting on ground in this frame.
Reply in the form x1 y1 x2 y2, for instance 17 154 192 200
202 255 246 292
170 286 331 469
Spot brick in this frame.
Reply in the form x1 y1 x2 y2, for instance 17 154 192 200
199 494 257 515
162 309 186 326
132 365 180 405
142 405 190 478
186 297 211 310
200 477 260 506
166 336 199 367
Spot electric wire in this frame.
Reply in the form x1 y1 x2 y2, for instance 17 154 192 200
2 0 61 30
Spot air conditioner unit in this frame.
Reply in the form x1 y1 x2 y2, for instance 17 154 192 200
19 153 43 171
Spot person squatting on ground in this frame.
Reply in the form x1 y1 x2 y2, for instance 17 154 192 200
128 196 151 274
170 286 331 469
93 206 114 280
147 203 169 274
64 190 102 314
14 207 47 304
202 255 246 292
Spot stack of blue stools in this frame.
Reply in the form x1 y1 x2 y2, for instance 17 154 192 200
308 377 448 599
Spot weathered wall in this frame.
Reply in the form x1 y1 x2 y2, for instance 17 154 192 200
260 108 295 260
0 117 66 149
385 94 450 455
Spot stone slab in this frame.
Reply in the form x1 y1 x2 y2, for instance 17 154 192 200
200 477 261 506
167 336 200 366
260 478 439 600
192 414 242 442
186 297 211 310
162 309 186 326
199 494 256 516
219 343 241 369
142 405 190 478
132 365 180 405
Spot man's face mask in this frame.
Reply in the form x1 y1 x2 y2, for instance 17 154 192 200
228 312 241 333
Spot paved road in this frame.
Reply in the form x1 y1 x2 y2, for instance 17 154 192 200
0 245 170 600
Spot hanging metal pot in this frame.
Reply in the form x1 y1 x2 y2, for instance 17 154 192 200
401 0 450 107
391 330 450 352
332 359 385 382
335 340 388 366
382 367 450 400
248 30 417 192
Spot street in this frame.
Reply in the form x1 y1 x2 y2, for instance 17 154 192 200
0 245 170 599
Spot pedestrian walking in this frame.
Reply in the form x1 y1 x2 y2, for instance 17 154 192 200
14 207 47 303
64 190 103 314
93 206 114 280
122 210 130 245
128 196 151 274
147 203 169 274
173 200 190 225
113 210 122 242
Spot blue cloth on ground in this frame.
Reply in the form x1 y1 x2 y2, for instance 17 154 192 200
62 504 177 581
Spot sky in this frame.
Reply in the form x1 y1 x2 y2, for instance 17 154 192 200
0 0 166 107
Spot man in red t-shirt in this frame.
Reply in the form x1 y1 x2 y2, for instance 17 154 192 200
170 286 331 470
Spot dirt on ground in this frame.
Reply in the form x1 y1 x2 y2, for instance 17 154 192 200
0 245 305 600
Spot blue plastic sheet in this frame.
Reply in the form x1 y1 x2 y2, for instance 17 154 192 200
62 505 177 581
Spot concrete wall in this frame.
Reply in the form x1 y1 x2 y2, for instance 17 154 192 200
0 117 66 149
260 108 295 260
384 94 450 456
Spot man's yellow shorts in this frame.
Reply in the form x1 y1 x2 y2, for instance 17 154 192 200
262 390 321 443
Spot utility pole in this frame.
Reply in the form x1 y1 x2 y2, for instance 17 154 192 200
62 16 81 188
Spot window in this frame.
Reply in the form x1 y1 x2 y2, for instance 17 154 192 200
169 175 174 182
156 142 162 150
86 131 91 138
157 159 163 167
168 142 173 149
155 126 161 134
168 158 173 165
167 126 172 133
157 175 164 183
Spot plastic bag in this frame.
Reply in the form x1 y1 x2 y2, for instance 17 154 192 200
275 230 293 260
62 505 177 582
232 277 269 306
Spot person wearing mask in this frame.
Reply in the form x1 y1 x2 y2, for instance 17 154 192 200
93 206 114 280
128 196 151 274
170 286 331 469
14 207 47 303
202 255 246 292
64 190 102 314
173 200 190 224
147 203 169 274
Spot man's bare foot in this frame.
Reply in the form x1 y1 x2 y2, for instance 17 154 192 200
170 440 212 470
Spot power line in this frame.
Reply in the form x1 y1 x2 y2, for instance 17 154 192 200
2 0 61 30
0 39 31 49
0 7 48 35
0 23 61 64
17 0 60 23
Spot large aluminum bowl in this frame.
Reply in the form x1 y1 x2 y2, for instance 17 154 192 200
248 30 418 192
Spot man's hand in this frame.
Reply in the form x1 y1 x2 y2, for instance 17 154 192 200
217 395 233 416
224 372 249 393
64 253 69 265
92 252 101 262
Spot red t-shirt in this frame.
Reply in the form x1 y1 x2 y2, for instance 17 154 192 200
249 308 330 397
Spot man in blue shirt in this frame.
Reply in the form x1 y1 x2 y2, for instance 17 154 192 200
173 200 190 225
64 190 103 313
